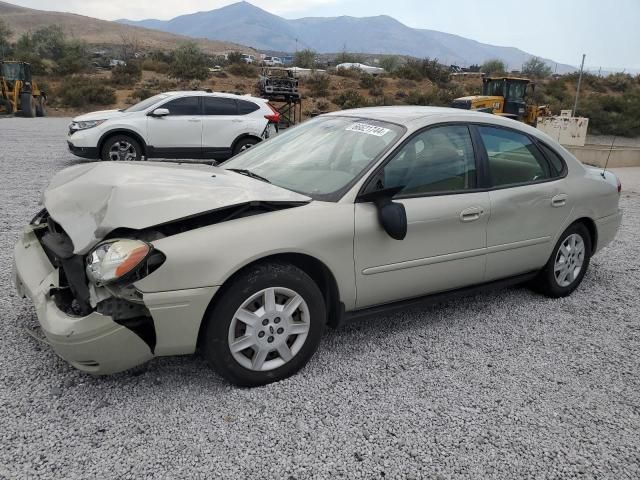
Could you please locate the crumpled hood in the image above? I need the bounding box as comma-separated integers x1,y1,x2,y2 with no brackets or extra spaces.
44,162,311,254
72,109,129,122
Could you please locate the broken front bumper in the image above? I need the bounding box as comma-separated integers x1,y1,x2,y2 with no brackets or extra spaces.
13,225,154,374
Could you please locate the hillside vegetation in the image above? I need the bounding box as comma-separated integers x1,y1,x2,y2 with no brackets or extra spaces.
1,21,638,137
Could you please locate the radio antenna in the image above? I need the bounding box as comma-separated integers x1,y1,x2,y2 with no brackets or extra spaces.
602,135,616,178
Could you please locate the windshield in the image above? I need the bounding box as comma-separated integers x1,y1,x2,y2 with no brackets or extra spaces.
1,63,23,81
223,116,403,199
123,93,171,113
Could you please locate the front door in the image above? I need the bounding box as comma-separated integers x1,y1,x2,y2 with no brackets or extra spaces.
354,124,490,308
147,96,202,156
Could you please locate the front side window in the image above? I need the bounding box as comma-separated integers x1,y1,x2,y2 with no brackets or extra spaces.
161,96,201,116
479,126,552,187
204,97,238,115
223,116,403,199
379,125,477,196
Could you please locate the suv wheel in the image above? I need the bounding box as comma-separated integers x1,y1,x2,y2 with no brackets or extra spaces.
233,137,259,155
202,262,326,387
101,135,143,161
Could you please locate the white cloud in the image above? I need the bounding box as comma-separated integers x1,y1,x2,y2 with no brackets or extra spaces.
10,0,338,20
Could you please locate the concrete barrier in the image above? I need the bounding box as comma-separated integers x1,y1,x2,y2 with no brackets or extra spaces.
566,144,640,168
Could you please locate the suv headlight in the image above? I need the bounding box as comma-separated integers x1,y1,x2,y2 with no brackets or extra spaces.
86,239,151,285
70,119,107,131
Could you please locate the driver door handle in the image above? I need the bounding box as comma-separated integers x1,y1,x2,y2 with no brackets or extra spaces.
460,206,484,222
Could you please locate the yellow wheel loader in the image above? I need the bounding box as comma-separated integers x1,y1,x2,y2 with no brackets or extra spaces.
0,61,47,117
452,76,550,125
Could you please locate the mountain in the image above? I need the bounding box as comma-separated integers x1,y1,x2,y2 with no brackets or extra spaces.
119,1,575,72
0,1,251,55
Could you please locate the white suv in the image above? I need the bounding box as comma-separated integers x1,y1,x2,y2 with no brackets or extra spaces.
67,91,280,162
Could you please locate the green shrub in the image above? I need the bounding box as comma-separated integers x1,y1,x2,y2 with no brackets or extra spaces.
306,73,330,97
332,89,368,109
580,88,640,137
56,77,116,108
111,62,142,86
169,42,209,80
360,74,386,96
227,62,258,77
395,58,450,85
131,88,156,101
141,59,170,74
334,66,361,79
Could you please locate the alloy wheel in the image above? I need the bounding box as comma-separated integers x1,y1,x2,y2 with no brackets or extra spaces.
554,233,586,287
228,287,310,371
108,141,138,161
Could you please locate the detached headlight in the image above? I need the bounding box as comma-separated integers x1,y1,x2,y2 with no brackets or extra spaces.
70,119,107,131
86,239,151,285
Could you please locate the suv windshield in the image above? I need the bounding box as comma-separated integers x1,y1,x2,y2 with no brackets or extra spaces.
223,116,403,200
123,93,171,113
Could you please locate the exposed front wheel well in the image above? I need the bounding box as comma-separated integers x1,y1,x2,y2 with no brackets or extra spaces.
197,253,342,349
99,130,147,157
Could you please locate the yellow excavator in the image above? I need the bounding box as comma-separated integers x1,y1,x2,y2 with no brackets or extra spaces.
0,61,46,117
452,76,550,125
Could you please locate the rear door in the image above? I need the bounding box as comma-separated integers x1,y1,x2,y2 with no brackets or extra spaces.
353,124,490,308
201,97,267,159
146,96,202,156
476,125,571,280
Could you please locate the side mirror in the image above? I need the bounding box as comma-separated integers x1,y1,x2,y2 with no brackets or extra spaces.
358,186,407,240
150,108,169,117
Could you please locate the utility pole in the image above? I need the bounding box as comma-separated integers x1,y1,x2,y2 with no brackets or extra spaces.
573,54,586,116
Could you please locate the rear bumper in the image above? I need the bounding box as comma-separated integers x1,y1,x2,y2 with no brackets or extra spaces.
67,141,99,159
13,225,218,374
595,209,623,253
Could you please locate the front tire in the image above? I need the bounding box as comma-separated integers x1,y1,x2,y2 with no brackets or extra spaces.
20,93,36,118
101,135,143,161
532,223,592,298
202,262,326,387
35,96,47,117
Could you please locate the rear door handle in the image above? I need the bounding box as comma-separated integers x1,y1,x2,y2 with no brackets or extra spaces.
188,118,201,123
460,206,484,222
551,194,568,207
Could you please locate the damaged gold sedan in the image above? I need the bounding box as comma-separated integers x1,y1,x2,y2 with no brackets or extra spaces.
14,108,622,386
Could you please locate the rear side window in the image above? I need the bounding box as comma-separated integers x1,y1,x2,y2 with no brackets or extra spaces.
478,126,552,187
237,100,260,115
203,97,238,115
162,97,200,116
538,142,567,176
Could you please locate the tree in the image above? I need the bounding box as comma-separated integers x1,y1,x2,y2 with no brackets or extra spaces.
31,25,66,60
294,49,317,69
522,56,552,78
480,59,506,75
0,19,12,59
56,38,89,75
169,42,209,80
378,56,399,73
226,51,244,65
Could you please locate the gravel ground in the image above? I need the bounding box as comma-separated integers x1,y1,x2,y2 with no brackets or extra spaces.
1,117,639,479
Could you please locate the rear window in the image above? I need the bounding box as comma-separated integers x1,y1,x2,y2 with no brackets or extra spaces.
538,142,567,176
204,97,237,115
237,100,260,115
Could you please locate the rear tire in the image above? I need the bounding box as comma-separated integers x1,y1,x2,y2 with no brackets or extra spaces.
202,262,326,387
531,223,592,298
35,96,47,117
20,93,36,118
100,134,143,161
232,137,259,156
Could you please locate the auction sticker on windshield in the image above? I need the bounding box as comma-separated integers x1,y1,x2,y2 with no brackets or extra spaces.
346,123,391,136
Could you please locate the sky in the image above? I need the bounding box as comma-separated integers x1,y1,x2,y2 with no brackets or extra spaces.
8,0,640,70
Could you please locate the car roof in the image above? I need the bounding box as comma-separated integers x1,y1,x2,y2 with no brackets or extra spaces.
162,91,267,102
323,105,554,140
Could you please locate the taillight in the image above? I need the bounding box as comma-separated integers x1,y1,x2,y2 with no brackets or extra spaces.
264,103,280,123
